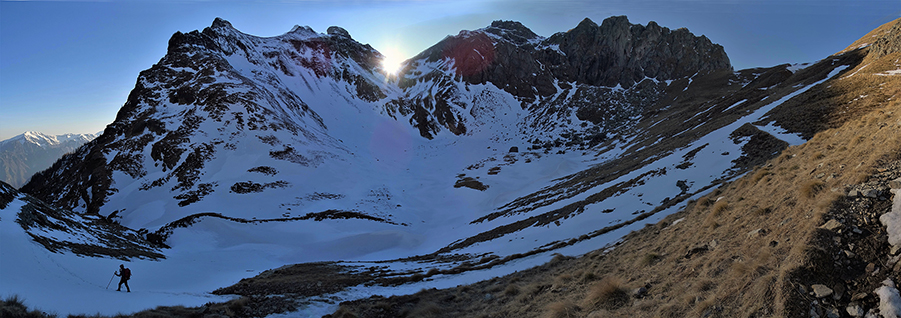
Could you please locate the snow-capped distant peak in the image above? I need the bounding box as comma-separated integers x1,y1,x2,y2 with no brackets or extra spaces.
0,131,97,149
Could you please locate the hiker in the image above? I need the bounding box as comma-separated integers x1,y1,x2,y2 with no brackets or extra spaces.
114,264,131,292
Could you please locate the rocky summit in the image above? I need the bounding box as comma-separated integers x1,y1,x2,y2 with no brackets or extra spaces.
4,15,901,318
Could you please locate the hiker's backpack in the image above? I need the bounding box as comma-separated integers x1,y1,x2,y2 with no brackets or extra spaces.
122,268,131,279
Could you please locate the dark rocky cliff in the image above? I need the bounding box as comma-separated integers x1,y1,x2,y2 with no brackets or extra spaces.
391,16,731,139
401,16,731,100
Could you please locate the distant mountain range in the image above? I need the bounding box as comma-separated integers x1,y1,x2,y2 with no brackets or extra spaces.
0,131,97,187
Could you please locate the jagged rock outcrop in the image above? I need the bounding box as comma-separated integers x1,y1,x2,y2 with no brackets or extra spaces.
392,16,730,139
403,16,730,96
870,19,901,58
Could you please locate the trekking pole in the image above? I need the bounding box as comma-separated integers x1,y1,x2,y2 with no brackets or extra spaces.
106,272,116,289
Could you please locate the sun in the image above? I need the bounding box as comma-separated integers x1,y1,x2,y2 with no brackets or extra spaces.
379,47,406,76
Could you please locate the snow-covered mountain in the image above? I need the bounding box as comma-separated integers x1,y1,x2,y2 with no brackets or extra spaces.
4,15,873,316
0,131,97,187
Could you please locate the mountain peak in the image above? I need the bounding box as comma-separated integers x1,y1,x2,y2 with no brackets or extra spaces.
574,17,599,30
481,20,541,46
599,15,630,29
211,17,234,30
327,26,352,39
488,20,537,37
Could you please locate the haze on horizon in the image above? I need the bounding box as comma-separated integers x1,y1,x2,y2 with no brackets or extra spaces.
0,0,898,140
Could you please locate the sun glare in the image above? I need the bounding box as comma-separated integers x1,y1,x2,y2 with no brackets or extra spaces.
380,47,405,76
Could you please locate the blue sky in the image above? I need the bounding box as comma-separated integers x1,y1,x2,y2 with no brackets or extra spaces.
0,0,898,140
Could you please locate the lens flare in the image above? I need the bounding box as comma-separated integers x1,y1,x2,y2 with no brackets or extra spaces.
379,47,405,75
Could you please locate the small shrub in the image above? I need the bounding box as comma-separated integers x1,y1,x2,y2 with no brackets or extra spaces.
543,301,581,318
584,277,630,310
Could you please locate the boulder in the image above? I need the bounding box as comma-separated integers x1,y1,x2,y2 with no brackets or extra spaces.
631,286,647,298
846,304,864,317
889,177,901,189
811,284,833,298
863,188,881,198
747,228,767,238
820,219,844,231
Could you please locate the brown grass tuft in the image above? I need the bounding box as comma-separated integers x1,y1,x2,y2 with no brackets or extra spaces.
711,200,729,215
703,200,729,228
751,168,772,183
503,284,520,296
638,253,661,267
543,300,581,318
406,301,442,318
583,276,630,310
800,180,825,198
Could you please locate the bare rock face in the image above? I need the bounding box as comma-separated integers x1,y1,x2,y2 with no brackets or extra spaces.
393,16,732,139
326,26,351,39
407,16,731,98
544,17,731,87
870,19,901,58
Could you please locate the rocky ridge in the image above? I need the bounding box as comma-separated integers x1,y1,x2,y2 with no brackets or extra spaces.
393,16,731,139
